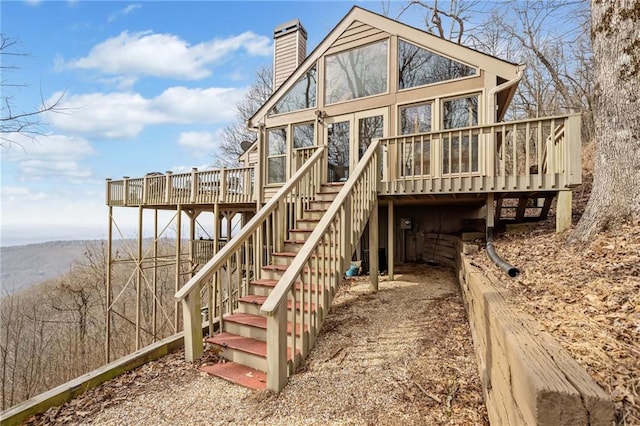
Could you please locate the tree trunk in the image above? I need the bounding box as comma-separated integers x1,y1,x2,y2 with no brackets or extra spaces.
571,0,640,241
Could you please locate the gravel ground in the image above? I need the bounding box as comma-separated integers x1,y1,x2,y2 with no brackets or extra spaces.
30,265,486,425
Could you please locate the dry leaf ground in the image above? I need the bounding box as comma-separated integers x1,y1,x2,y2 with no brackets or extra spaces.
28,265,487,425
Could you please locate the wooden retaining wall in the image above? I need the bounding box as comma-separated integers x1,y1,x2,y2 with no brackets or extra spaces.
455,247,614,425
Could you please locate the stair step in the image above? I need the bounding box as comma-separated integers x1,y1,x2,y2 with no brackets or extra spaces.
207,332,267,358
225,312,308,336
251,278,322,293
200,362,266,390
238,295,316,313
205,332,267,371
296,218,321,230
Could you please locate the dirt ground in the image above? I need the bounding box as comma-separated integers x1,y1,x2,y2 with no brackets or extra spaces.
28,265,487,425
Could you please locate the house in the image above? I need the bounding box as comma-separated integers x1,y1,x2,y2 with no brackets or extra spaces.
105,6,581,392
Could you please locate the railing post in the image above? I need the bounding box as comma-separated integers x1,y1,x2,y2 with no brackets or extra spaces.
219,167,227,203
190,167,198,204
123,176,129,206
566,115,582,187
181,291,203,362
369,198,379,292
142,175,149,205
165,171,173,204
266,301,288,392
105,178,112,205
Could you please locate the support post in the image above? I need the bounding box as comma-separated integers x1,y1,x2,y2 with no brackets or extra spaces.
556,190,572,232
487,193,495,229
153,209,158,342
181,292,203,362
175,205,182,332
105,206,113,363
369,200,379,291
189,211,197,278
266,302,288,392
387,200,394,280
136,206,143,350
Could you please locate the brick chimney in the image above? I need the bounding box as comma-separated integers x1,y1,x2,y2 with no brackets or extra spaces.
273,19,307,92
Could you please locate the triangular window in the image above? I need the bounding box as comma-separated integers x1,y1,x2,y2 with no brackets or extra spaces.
269,64,317,116
398,40,476,89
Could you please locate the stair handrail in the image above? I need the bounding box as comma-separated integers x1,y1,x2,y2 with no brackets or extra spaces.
260,139,380,391
175,146,325,362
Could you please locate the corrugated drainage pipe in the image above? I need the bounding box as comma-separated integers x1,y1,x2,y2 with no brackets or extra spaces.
486,227,520,278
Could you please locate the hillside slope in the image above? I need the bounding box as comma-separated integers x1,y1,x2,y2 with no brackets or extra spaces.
0,240,102,294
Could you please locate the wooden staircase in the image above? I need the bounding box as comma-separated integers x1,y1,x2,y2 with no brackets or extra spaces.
199,184,343,390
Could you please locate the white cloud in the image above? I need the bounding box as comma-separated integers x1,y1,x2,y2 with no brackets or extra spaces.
47,87,246,138
178,131,217,156
107,4,141,23
1,133,95,182
1,186,49,202
66,30,271,81
151,87,244,123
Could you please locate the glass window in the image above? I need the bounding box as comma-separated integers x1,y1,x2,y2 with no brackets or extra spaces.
442,95,479,174
293,122,314,149
325,40,388,104
269,65,317,116
399,103,431,176
358,115,384,159
400,103,432,135
443,96,478,129
327,121,350,182
267,128,286,184
398,40,476,90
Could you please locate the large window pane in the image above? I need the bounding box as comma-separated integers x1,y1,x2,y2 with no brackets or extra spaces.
269,65,317,116
358,115,384,159
442,96,479,174
443,96,478,129
398,40,476,89
267,157,286,183
325,40,388,104
327,121,350,182
400,104,431,176
267,128,286,183
293,122,314,148
400,103,432,134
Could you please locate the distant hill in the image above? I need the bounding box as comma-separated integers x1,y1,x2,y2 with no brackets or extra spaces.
0,240,104,295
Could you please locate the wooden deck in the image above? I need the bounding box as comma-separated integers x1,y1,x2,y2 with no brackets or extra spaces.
106,115,580,208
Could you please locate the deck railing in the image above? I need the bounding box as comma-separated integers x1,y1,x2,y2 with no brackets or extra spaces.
175,147,325,362
106,166,255,206
380,114,581,195
260,139,380,391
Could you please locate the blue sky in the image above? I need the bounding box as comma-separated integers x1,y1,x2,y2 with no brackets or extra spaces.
2,0,414,246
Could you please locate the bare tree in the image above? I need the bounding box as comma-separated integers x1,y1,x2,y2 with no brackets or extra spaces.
214,66,272,167
0,35,65,147
494,1,594,138
396,0,481,45
571,0,640,241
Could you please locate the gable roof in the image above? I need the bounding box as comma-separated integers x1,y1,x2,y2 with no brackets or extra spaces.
249,6,520,128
